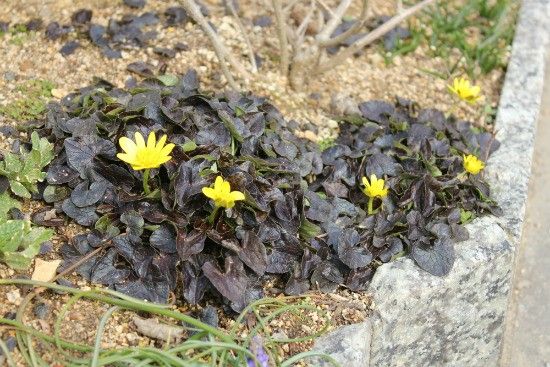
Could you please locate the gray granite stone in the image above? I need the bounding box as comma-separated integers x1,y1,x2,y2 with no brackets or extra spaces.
320,1,550,366
368,217,512,366
485,0,550,243
312,321,372,367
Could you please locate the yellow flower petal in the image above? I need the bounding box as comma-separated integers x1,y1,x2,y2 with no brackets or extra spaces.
229,191,245,201
202,177,245,209
119,137,137,155
116,153,133,163
156,155,172,166
118,131,174,170
214,176,223,191
448,77,482,105
202,187,217,199
147,131,156,149
221,180,230,194
135,132,146,149
156,134,167,150
160,143,175,156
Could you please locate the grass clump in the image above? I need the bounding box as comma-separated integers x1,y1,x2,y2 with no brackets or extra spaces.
0,79,55,121
0,279,339,367
388,0,518,77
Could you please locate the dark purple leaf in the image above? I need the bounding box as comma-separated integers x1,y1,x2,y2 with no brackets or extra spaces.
236,230,267,276
150,224,177,253
62,199,98,226
64,135,116,178
71,9,92,26
115,278,170,303
70,180,107,207
411,237,455,276
60,41,80,56
337,229,373,269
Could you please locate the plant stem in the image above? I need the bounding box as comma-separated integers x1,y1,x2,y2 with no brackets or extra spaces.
368,197,374,215
208,206,220,224
142,169,151,195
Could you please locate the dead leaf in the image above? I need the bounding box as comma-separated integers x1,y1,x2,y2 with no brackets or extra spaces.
31,259,62,282
132,315,186,342
51,88,67,99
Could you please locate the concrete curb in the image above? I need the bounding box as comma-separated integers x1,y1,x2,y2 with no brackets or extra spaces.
313,1,550,365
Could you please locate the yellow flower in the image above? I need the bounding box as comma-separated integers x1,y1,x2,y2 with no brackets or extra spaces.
361,174,389,198
447,77,482,104
463,154,485,175
117,131,175,171
202,176,245,209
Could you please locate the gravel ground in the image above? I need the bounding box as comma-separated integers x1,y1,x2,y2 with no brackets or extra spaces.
0,0,507,364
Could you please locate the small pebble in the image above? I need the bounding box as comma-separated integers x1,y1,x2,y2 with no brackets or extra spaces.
6,289,21,304
123,0,146,8
3,71,15,81
3,311,16,320
253,15,272,28
0,337,17,356
200,306,219,328
39,241,54,255
34,302,50,319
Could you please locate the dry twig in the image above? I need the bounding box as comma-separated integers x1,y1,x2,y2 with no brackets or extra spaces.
178,0,250,88
226,1,258,72
316,0,437,74
272,0,290,75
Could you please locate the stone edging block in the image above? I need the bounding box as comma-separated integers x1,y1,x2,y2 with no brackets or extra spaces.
313,1,550,365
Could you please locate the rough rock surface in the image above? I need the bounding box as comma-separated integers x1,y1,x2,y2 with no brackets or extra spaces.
368,217,512,366
364,1,550,366
312,321,372,367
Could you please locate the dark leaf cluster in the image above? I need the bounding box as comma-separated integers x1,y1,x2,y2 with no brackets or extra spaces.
28,72,499,310
42,6,195,58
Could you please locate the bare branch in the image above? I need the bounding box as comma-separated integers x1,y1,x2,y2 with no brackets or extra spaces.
218,53,240,90
315,0,335,17
227,1,258,72
295,0,317,46
316,0,437,74
396,0,404,13
316,0,353,42
283,0,302,15
317,0,369,47
178,0,250,81
272,0,290,76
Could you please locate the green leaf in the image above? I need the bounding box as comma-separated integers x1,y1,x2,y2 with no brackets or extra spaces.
43,185,70,203
0,220,26,252
299,217,321,241
460,209,474,224
21,226,54,251
0,192,20,222
30,131,54,168
3,152,22,173
21,149,43,181
2,251,34,269
157,74,179,87
218,110,244,142
181,140,197,152
95,215,120,238
10,180,31,198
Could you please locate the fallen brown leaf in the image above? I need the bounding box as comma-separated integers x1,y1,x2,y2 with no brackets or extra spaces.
31,259,62,282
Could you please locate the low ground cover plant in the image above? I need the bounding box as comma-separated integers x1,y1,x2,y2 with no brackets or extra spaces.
3,71,500,310
0,132,54,269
